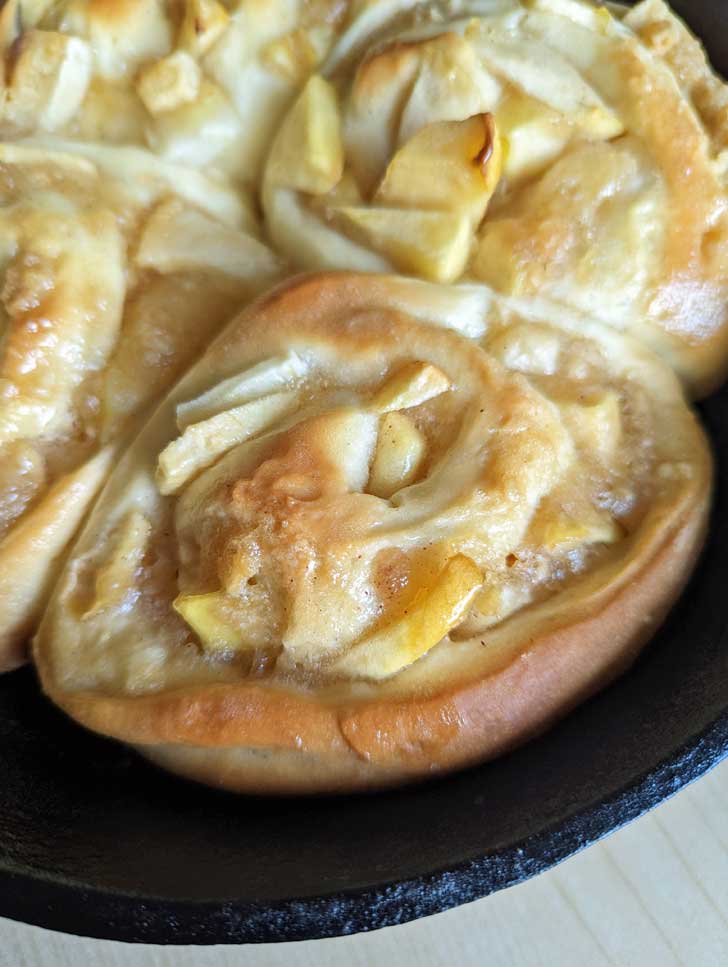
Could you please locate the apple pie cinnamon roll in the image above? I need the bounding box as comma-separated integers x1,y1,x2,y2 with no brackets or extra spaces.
0,139,280,671
34,273,710,792
262,0,728,395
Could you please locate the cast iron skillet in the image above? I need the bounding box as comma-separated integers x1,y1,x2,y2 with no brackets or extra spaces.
2,0,728,945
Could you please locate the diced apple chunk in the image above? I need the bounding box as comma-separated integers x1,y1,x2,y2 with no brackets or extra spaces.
375,114,503,227
3,30,92,131
136,51,201,115
333,206,472,283
176,354,308,428
560,391,622,462
84,511,151,618
174,591,245,654
332,554,483,680
306,409,379,493
156,391,298,495
529,500,621,550
265,74,344,195
367,412,427,499
370,361,451,413
178,0,230,58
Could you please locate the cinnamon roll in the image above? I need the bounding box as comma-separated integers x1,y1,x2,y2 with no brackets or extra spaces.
263,0,728,395
34,272,711,792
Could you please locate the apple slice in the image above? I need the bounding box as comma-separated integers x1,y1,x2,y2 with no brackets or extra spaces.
367,412,427,499
370,361,451,413
136,199,281,283
332,554,483,680
3,30,92,131
397,34,501,146
470,33,623,140
174,591,244,654
176,354,308,428
263,186,390,272
333,205,472,283
156,391,298,495
84,511,151,618
265,74,343,195
528,501,622,550
375,114,503,228
495,90,574,184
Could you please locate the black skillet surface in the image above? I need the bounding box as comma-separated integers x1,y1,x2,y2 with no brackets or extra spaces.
2,0,728,946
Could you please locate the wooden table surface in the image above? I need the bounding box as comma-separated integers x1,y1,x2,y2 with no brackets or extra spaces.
2,756,727,966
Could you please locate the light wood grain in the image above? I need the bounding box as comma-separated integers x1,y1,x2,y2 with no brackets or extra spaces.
2,757,727,967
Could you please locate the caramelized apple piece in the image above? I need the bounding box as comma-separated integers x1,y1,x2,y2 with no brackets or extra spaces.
333,206,472,283
174,591,244,654
136,51,201,114
375,114,503,227
265,74,343,195
370,361,451,413
528,499,622,550
367,412,426,499
332,554,483,679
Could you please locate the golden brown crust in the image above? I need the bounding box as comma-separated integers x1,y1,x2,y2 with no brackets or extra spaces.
625,0,728,155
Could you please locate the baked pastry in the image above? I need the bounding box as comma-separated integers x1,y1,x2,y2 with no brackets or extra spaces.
0,138,280,671
0,0,412,187
262,0,728,396
34,272,711,793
